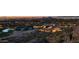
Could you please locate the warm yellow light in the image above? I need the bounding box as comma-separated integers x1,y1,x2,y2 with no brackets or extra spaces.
39,29,44,32
52,27,62,32
52,30,56,32
43,25,46,28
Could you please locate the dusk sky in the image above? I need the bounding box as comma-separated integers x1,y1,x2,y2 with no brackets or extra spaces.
0,16,41,18
0,16,79,19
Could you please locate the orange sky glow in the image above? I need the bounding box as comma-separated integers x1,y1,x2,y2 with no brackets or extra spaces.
0,16,50,20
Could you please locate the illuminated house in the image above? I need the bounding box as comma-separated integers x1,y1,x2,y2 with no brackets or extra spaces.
33,25,46,29
52,27,62,32
39,27,62,33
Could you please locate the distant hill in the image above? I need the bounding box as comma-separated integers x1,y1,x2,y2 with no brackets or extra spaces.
52,16,79,19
